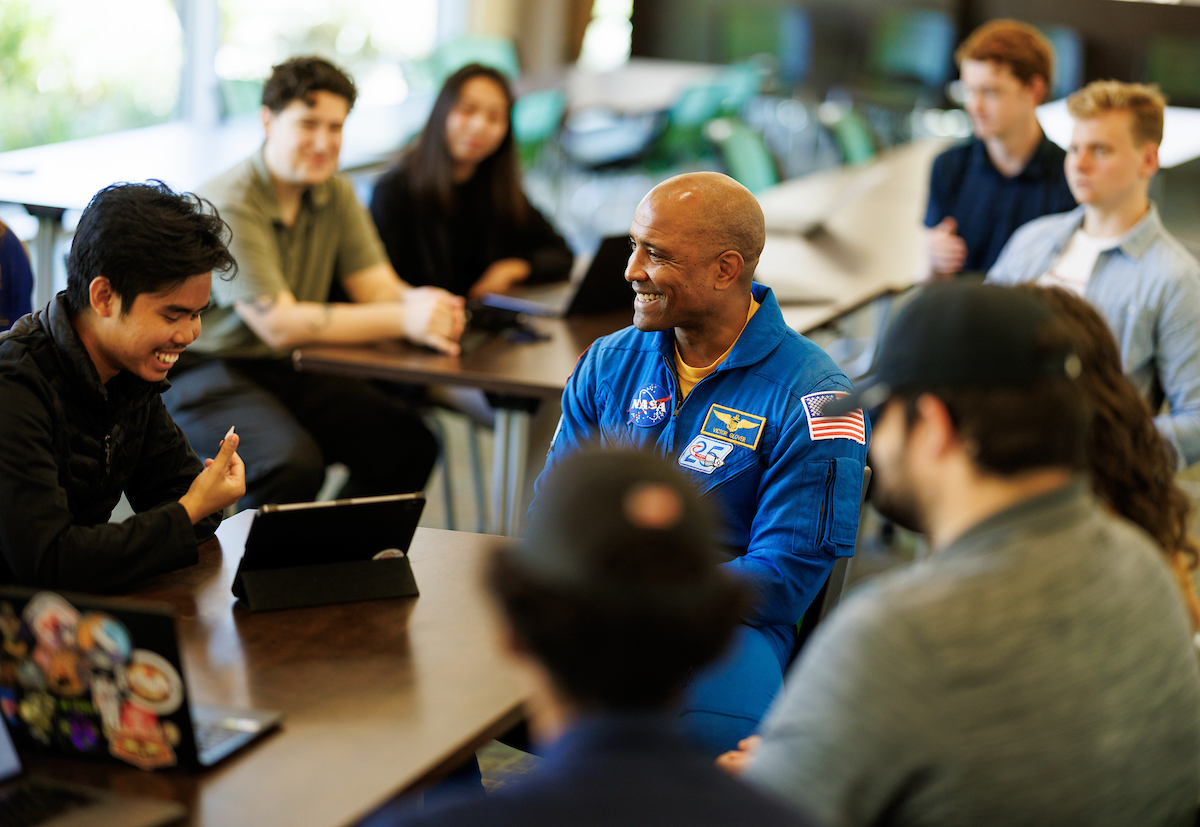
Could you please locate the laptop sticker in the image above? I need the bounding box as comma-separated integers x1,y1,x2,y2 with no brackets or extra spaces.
627,383,671,427
700,404,766,450
0,593,182,770
679,435,735,475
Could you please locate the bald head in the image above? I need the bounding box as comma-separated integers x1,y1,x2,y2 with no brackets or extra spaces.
640,173,766,283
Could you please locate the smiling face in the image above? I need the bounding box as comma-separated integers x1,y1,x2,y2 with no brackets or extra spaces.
625,190,724,333
445,76,510,175
261,90,350,187
1066,110,1158,211
90,273,211,383
960,59,1044,142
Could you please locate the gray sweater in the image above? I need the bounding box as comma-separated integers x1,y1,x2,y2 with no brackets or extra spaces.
745,481,1200,827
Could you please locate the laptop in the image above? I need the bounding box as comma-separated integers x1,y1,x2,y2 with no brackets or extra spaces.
479,235,634,319
0,715,184,826
0,587,281,771
232,493,426,611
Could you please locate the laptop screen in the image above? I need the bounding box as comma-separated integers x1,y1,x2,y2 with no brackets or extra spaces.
0,719,22,783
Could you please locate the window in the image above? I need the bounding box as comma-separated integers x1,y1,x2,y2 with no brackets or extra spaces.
0,0,183,151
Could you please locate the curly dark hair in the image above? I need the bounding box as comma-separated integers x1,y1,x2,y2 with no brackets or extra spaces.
66,181,236,316
262,56,357,113
1021,285,1198,569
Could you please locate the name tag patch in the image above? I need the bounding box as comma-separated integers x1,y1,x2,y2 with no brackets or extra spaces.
700,404,766,450
627,383,671,427
679,435,735,475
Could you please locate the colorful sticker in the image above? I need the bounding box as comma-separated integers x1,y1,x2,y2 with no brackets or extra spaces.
91,676,120,732
678,435,735,476
65,713,100,752
122,650,183,715
78,613,131,672
700,404,767,450
627,383,671,427
801,392,867,445
33,646,89,697
109,729,176,771
23,593,78,651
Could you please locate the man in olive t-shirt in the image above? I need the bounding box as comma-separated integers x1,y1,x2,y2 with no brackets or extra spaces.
165,57,466,508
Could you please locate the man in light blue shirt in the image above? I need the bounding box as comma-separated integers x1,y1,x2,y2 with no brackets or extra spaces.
988,80,1200,467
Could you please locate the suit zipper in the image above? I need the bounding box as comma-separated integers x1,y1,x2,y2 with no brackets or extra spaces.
104,434,112,474
816,462,834,546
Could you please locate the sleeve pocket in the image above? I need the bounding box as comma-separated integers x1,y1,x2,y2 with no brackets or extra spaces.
798,456,863,557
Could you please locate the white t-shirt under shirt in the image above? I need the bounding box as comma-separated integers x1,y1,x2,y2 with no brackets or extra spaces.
1036,227,1126,296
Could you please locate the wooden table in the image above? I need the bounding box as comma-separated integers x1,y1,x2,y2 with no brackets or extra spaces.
295,310,632,537
21,511,524,827
755,137,949,334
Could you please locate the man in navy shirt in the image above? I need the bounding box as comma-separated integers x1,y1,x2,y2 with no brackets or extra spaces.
395,451,816,827
926,20,1075,277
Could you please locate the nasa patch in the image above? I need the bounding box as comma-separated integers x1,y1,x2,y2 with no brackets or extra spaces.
679,435,735,475
627,383,671,427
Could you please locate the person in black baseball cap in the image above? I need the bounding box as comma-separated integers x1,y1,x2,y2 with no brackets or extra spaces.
719,284,1200,826
393,449,820,827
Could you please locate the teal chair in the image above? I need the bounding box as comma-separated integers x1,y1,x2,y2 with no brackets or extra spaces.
431,35,520,83
1144,35,1200,107
826,109,876,166
706,118,779,194
1038,25,1084,101
720,5,812,86
512,88,566,167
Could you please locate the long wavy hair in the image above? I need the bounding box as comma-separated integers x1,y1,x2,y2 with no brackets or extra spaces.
404,63,528,230
1021,285,1198,568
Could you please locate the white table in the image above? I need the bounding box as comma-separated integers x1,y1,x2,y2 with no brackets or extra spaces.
0,99,433,308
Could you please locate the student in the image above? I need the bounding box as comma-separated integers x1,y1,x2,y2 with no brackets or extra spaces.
369,63,572,299
0,218,33,331
397,451,818,827
0,182,245,592
166,57,466,509
988,81,1200,468
533,172,869,754
1023,284,1200,629
720,283,1200,826
925,20,1075,277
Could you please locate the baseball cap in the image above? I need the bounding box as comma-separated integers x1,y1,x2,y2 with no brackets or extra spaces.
514,450,725,606
825,282,1081,417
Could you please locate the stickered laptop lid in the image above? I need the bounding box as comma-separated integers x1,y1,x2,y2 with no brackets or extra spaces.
0,587,205,771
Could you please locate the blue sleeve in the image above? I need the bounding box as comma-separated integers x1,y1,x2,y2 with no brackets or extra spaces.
1152,271,1200,468
0,228,33,330
723,381,870,627
529,344,605,519
924,152,951,228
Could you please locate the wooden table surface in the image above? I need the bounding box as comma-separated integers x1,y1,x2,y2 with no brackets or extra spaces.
21,511,524,827
295,310,631,399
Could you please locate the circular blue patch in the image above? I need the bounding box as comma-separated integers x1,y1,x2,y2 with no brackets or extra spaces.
627,383,671,427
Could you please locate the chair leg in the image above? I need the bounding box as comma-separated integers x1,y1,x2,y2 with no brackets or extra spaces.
468,421,487,534
428,415,456,531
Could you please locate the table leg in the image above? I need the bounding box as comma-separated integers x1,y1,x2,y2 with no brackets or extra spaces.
504,410,531,536
490,409,511,536
26,206,65,311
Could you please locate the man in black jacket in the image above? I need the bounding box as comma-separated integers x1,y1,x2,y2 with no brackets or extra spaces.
0,182,246,592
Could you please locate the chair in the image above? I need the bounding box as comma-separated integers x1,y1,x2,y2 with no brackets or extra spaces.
0,220,33,330
791,465,872,659
431,35,520,84
705,118,779,194
512,88,567,168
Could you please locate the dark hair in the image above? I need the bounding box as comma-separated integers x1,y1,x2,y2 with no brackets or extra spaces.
262,56,357,113
899,317,1088,475
66,182,236,316
486,544,748,710
1020,285,1197,568
404,63,527,229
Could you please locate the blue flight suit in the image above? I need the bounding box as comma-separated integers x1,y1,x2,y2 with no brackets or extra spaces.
533,284,869,752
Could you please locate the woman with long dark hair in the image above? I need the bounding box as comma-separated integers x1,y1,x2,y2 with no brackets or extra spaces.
1023,284,1200,631
370,63,572,299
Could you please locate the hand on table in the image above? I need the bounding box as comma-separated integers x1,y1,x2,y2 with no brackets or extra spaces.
467,258,533,300
715,735,762,776
926,217,967,279
402,286,467,355
180,429,246,524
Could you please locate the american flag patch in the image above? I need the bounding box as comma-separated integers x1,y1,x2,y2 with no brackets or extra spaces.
801,392,866,445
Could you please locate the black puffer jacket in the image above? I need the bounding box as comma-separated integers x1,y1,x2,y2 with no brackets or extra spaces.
0,294,218,592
